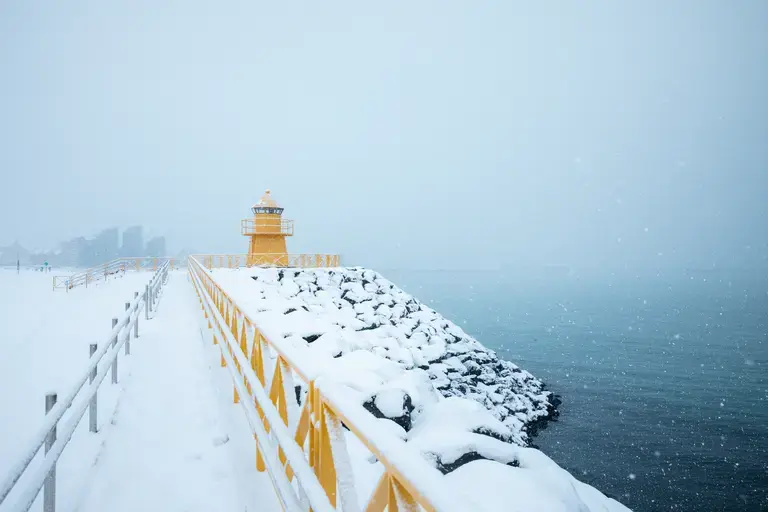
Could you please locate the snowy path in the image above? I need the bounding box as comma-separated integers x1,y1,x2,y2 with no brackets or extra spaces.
74,272,280,512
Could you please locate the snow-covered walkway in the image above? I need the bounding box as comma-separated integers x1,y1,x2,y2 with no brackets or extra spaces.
74,272,279,512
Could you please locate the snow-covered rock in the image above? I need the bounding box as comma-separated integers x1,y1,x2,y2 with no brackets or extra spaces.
245,267,557,444
214,266,630,511
446,458,630,512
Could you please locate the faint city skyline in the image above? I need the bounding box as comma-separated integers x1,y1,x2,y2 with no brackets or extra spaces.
0,226,172,268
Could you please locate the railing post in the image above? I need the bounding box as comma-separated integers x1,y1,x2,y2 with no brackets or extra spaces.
134,292,139,337
111,318,118,384
124,303,131,355
145,285,150,319
44,392,57,512
89,344,98,433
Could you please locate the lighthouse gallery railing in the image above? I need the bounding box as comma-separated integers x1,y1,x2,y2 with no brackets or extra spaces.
188,256,470,512
241,218,295,236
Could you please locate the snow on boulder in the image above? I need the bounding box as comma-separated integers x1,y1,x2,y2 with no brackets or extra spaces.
410,397,518,445
361,368,440,432
365,389,414,431
447,459,632,512
320,349,403,394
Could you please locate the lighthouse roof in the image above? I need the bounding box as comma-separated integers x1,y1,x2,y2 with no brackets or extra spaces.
251,189,284,215
253,189,279,209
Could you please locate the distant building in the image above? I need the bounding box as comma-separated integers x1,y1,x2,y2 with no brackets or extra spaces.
89,228,119,263
76,237,95,267
121,226,144,256
146,236,166,257
57,238,81,267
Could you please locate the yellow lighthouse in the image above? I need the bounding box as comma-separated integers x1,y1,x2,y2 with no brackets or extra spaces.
241,190,294,267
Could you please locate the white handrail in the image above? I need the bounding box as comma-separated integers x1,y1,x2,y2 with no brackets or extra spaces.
0,261,170,511
10,332,132,511
52,257,174,291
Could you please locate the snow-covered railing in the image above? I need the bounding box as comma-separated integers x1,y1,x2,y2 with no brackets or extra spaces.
52,257,175,291
195,253,340,270
0,261,171,512
188,256,470,511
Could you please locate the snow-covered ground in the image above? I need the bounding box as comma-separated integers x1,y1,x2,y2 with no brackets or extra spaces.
212,266,632,511
0,269,152,478
0,269,278,511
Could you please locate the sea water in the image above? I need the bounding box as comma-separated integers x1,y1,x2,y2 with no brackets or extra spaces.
383,269,767,512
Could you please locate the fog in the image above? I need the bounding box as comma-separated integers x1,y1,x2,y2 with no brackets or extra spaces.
1,1,766,272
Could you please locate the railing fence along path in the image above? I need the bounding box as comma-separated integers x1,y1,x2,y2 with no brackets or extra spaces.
0,261,171,512
52,257,175,291
189,257,468,512
194,253,340,270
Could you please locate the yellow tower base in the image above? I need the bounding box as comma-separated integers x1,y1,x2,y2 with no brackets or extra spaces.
247,235,288,266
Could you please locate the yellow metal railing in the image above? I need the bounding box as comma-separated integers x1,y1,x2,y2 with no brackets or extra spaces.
195,253,340,270
52,257,175,291
188,256,464,511
241,218,294,237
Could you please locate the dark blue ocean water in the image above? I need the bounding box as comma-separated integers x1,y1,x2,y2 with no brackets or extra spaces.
383,269,768,512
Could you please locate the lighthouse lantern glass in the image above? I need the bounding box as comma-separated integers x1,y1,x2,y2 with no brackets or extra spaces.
252,206,284,215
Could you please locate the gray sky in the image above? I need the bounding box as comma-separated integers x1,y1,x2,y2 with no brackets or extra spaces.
1,1,766,271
